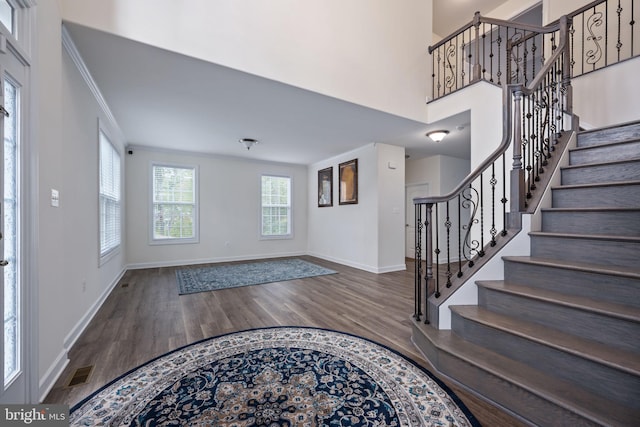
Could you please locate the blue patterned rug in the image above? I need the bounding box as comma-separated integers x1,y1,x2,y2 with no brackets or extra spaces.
70,327,480,426
175,258,337,295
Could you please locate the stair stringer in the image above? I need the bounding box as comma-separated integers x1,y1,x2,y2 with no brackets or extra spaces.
432,131,578,329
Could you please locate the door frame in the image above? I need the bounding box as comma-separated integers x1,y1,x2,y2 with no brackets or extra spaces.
0,0,37,404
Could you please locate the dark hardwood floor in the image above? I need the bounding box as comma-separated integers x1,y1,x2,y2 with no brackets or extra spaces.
45,256,527,426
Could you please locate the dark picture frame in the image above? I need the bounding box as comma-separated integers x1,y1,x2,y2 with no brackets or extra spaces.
317,167,333,207
339,159,358,205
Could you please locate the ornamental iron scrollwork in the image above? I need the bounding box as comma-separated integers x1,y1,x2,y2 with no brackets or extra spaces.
585,11,604,65
444,43,457,91
460,185,481,267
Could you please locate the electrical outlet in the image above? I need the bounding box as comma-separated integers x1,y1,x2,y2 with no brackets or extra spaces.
82,280,86,292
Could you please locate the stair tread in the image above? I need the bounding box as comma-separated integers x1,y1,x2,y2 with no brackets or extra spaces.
502,256,640,278
562,157,640,170
572,138,640,152
476,279,640,323
552,179,640,190
451,304,640,375
419,325,640,425
529,230,640,243
540,207,640,213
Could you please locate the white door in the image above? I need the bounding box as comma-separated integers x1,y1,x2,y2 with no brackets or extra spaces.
405,184,429,259
0,14,30,403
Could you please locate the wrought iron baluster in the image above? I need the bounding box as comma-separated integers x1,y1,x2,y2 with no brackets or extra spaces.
479,173,485,257
457,194,463,278
490,163,497,247
501,153,508,236
461,32,467,87
414,203,423,321
425,203,433,323
632,0,636,56
434,204,440,298
489,24,494,83
617,0,623,61
497,28,503,85
482,22,487,80
445,201,452,288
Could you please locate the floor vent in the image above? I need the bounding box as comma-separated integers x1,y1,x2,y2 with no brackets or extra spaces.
67,365,93,387
121,283,129,288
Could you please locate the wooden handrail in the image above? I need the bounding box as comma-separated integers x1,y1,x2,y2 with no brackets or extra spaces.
416,16,570,208
428,11,562,54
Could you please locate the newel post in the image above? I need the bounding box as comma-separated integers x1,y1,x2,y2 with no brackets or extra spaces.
509,89,525,229
473,11,482,81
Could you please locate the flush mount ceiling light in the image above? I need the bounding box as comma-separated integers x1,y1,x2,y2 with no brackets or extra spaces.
239,138,259,150
426,130,449,142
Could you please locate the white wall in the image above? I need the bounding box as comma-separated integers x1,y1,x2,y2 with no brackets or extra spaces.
126,149,308,268
59,0,433,123
37,2,128,398
308,143,405,273
36,0,66,397
376,144,407,271
573,57,640,129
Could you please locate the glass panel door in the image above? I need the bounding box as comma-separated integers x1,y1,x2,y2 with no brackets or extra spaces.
0,38,27,404
3,77,18,386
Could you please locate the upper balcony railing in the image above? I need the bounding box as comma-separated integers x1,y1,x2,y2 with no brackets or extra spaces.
415,0,638,327
429,0,638,101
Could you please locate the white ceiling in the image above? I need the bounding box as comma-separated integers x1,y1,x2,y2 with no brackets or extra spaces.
63,1,508,165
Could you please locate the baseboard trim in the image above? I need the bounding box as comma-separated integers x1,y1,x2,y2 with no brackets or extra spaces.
40,268,127,401
63,268,127,351
307,252,405,274
38,349,69,403
126,251,307,270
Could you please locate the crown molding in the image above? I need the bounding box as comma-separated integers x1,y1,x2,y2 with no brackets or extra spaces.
61,24,126,144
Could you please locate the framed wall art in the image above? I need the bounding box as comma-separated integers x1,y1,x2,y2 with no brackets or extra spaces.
317,167,333,207
339,158,358,205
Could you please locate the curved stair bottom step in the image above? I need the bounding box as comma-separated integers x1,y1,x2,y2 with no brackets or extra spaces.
411,320,640,427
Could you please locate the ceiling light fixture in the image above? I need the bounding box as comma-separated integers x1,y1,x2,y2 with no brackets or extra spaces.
239,138,259,150
426,130,449,142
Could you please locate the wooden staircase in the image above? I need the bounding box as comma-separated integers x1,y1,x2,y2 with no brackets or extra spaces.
412,121,640,426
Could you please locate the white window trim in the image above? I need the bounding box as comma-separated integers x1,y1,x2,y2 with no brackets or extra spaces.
260,174,293,240
98,123,122,265
0,0,35,61
149,161,199,245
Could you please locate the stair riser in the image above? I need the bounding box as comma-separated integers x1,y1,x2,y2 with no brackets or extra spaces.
452,312,640,409
541,210,640,236
411,325,602,426
477,287,640,353
552,184,640,208
570,140,640,165
561,161,640,185
530,234,639,269
578,124,640,147
503,259,640,308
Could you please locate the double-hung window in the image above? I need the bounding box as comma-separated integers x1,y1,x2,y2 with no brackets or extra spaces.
151,163,198,243
99,130,121,259
261,175,292,238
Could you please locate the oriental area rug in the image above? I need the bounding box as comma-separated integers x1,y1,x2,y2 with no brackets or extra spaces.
176,258,337,295
70,327,480,426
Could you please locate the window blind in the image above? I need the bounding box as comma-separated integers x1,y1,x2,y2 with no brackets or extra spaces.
99,131,121,256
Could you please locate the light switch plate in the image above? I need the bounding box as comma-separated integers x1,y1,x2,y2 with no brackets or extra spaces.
51,189,59,207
